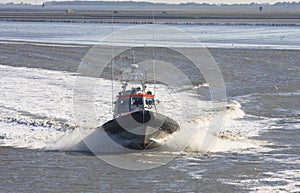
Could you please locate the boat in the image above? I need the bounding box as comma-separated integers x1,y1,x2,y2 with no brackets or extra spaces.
101,63,180,150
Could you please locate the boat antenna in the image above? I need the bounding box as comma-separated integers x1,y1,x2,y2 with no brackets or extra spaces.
152,10,156,96
111,5,115,112
132,49,135,64
120,56,123,83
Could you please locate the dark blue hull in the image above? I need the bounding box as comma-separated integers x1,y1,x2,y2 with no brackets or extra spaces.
102,110,180,150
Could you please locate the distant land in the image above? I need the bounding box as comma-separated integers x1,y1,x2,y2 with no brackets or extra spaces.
0,0,300,24
1,1,300,6
45,0,300,6
0,1,300,12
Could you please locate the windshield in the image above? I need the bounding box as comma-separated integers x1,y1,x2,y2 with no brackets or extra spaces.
131,97,143,108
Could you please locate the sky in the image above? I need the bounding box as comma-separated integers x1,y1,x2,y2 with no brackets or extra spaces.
0,0,292,5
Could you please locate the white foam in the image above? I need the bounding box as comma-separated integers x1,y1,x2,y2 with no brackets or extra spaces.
0,65,270,153
0,121,63,149
162,108,265,153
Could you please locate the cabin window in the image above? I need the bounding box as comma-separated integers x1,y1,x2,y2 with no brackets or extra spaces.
131,97,143,108
116,99,129,113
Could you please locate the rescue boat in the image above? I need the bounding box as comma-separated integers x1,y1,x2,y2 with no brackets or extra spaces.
102,64,180,150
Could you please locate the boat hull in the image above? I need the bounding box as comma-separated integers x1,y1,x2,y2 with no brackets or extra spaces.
102,110,179,150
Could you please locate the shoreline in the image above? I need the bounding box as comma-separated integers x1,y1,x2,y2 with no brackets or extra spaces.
1,9,300,25
2,39,300,51
1,19,300,26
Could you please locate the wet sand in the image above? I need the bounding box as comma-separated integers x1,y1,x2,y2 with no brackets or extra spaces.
1,40,298,73
0,41,88,72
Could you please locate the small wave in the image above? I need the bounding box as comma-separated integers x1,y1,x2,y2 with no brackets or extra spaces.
0,115,79,149
0,116,77,131
276,117,300,124
222,169,300,192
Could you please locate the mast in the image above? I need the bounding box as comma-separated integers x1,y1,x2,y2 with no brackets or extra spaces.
111,10,115,112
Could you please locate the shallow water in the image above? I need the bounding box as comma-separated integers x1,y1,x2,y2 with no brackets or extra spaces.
0,21,300,49
0,21,299,192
